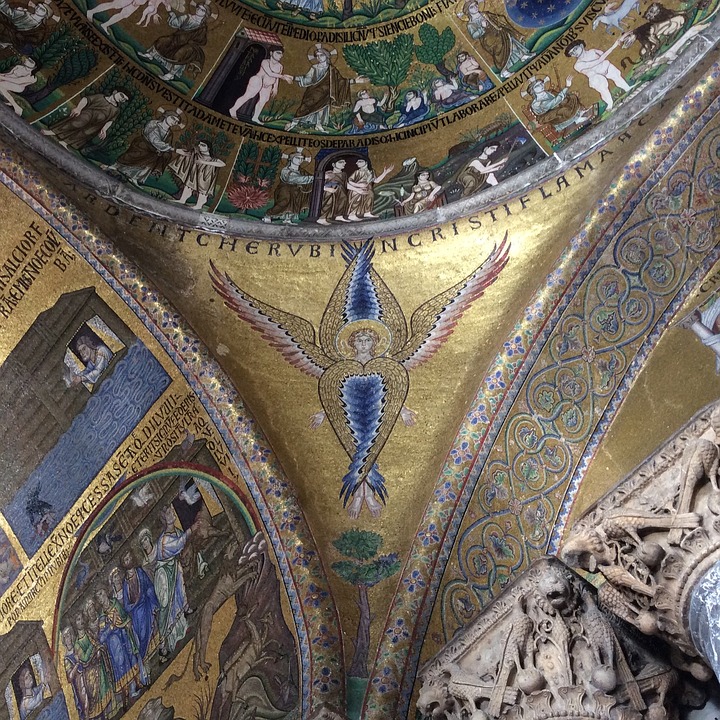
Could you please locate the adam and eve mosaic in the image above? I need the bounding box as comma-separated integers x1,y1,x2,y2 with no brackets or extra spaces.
0,0,713,224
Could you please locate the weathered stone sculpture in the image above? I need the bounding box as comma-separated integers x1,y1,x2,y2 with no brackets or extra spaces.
417,557,680,720
561,400,720,680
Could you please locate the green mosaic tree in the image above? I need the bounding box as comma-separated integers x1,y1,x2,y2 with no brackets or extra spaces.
332,529,400,677
25,25,97,104
414,24,456,78
343,35,414,109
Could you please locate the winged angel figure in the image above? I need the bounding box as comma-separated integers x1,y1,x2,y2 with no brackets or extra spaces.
210,238,509,519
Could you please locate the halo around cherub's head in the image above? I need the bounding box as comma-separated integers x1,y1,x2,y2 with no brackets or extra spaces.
336,319,392,360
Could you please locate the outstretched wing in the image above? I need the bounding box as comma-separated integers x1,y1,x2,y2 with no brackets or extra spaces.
210,261,332,378
394,234,510,369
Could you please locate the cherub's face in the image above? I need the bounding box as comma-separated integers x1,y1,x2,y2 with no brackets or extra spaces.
353,333,375,355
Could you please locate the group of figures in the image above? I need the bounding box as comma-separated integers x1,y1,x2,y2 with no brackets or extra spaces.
57,471,299,720
221,41,498,133
60,499,205,719
0,0,711,226
260,135,522,224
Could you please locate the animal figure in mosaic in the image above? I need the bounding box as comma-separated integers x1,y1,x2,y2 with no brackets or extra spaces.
592,0,640,32
210,238,509,518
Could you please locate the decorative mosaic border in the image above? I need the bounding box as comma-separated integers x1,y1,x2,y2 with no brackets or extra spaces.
364,64,720,719
0,159,346,716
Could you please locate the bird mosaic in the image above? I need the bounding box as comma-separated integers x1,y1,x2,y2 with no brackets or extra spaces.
210,237,510,519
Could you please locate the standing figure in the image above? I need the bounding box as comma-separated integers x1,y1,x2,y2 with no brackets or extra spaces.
72,614,113,720
0,55,36,115
41,90,129,150
154,506,193,659
108,108,183,186
169,140,225,210
346,158,393,221
139,528,157,579
96,587,147,705
263,148,313,224
228,47,292,122
62,626,90,720
457,143,509,196
87,0,166,33
317,157,348,225
122,550,159,663
139,2,214,82
462,1,533,79
285,44,365,132
564,38,631,111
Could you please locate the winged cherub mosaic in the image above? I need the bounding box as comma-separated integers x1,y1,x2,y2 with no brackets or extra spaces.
210,238,509,519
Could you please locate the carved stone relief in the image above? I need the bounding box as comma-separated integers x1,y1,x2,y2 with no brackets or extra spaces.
561,400,720,678
417,557,681,720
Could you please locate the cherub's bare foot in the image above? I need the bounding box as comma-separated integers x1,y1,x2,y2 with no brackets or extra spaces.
365,491,383,518
347,493,362,519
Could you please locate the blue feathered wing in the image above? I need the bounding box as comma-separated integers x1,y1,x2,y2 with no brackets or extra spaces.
319,357,409,506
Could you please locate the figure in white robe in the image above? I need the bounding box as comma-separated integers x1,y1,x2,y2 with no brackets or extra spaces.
154,506,192,658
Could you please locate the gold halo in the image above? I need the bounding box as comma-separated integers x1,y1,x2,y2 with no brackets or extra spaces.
336,320,392,360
